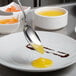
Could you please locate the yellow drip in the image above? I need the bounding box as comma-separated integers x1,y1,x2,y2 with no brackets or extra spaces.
32,57,53,68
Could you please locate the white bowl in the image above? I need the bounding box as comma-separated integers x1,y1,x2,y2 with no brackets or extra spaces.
0,15,20,34
33,7,68,30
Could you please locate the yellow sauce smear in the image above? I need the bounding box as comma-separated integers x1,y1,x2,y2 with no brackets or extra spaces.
32,57,53,68
37,10,65,16
31,44,45,54
0,17,18,24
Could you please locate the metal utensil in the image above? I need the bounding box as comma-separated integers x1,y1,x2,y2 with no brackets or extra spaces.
17,0,44,54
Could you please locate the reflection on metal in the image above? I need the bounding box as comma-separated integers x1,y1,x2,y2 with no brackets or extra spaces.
33,0,41,7
33,0,72,7
33,0,37,7
39,0,41,6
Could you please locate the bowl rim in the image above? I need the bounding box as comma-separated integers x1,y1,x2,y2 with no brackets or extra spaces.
0,15,20,26
0,21,20,26
34,7,68,18
0,22,20,26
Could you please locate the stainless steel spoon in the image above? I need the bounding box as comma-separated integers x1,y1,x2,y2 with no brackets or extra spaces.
17,0,45,54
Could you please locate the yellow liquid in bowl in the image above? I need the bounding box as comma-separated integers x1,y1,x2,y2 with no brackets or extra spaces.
37,10,65,16
32,57,53,68
0,17,18,24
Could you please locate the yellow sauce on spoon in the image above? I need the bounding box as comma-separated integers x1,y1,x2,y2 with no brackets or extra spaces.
31,44,45,54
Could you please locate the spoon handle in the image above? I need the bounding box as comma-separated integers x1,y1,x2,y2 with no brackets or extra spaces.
17,0,26,22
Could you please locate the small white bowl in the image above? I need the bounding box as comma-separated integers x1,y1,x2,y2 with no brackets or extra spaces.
0,15,20,34
33,7,68,30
